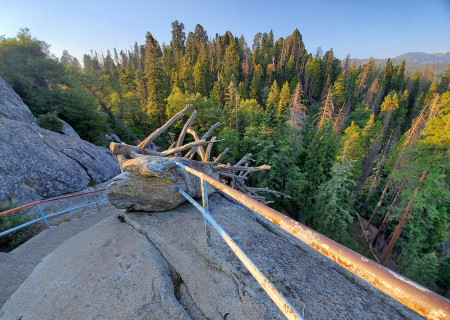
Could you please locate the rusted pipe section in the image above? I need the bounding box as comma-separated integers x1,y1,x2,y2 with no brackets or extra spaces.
176,162,450,320
0,189,106,217
178,187,303,320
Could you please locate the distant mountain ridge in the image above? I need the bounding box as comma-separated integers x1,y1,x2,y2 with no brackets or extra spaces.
351,51,450,76
393,51,450,64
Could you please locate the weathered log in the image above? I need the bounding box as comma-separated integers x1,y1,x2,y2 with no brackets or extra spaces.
161,139,222,157
205,136,216,162
168,141,177,150
239,163,248,177
235,179,254,194
184,147,196,159
214,164,271,172
214,147,230,164
201,122,221,140
138,104,193,151
236,153,254,166
175,110,197,157
218,171,248,179
247,195,267,201
129,151,149,159
110,142,161,157
247,187,291,198
186,123,221,162
187,128,207,161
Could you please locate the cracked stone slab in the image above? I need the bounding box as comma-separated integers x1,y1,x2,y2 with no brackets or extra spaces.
0,215,191,320
124,193,425,320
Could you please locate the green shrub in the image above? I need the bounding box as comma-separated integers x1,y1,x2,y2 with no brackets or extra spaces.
37,112,63,132
0,204,40,252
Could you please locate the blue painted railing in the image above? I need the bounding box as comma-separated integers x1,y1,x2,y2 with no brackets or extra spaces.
0,189,107,238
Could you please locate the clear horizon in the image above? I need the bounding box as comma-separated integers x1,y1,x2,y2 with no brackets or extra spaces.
1,0,449,63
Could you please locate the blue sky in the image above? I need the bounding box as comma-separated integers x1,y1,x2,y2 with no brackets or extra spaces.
1,0,449,62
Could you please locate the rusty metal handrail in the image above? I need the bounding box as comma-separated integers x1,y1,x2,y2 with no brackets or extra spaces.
176,162,450,320
0,189,106,217
0,189,107,238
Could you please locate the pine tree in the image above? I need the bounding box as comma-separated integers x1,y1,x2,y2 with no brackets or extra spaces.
424,82,437,105
393,60,406,91
313,159,354,240
170,20,186,53
300,121,337,222
405,253,439,287
238,82,248,100
332,73,345,108
365,78,380,107
144,32,166,126
381,94,448,265
288,82,307,131
249,75,261,103
380,93,399,112
437,256,450,296
438,67,450,94
278,81,291,123
193,54,210,96
213,74,225,106
317,88,334,129
311,57,322,99
225,81,238,130
338,122,365,182
264,80,280,128
289,77,299,94
361,113,379,150
224,42,240,83
286,55,296,82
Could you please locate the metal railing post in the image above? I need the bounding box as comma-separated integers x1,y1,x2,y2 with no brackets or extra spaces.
93,193,101,211
36,204,50,229
201,179,212,246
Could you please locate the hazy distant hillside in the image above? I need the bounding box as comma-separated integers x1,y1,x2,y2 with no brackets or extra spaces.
352,57,450,76
394,51,450,64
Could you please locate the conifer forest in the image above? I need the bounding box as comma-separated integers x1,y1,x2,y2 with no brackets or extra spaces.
1,24,450,296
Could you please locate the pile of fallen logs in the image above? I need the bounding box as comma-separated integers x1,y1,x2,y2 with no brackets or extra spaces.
110,104,288,205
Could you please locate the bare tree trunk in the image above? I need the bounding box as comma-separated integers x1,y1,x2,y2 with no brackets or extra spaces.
366,99,433,229
372,180,405,247
380,171,428,265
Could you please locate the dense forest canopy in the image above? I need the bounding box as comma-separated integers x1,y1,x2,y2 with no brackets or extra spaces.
1,25,450,296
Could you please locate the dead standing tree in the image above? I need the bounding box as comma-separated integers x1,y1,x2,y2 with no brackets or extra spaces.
110,104,288,204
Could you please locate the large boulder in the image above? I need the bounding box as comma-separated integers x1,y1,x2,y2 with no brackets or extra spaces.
0,76,119,208
107,157,218,211
0,118,119,207
0,76,37,125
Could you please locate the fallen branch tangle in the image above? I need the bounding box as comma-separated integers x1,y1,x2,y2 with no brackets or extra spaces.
110,104,281,203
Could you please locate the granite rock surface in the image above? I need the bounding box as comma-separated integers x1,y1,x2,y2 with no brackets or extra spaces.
0,75,119,208
0,194,424,319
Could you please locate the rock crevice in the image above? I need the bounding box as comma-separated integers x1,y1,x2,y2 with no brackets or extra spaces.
125,215,207,319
